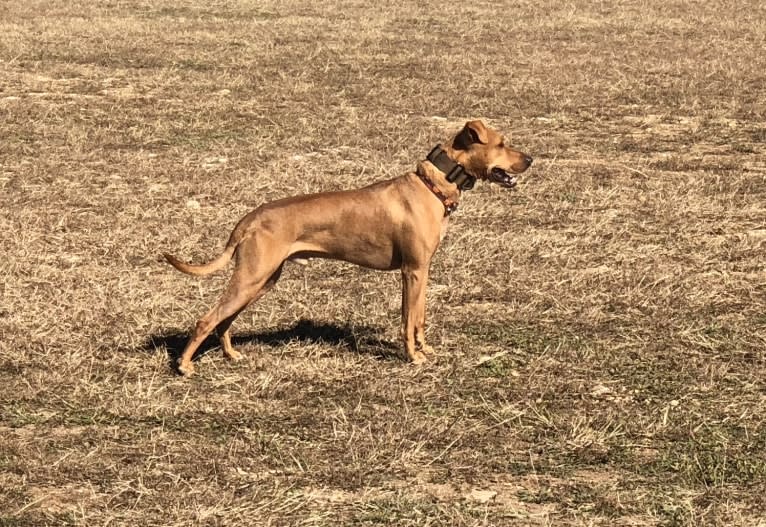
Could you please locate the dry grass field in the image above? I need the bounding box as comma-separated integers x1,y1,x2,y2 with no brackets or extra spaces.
1,0,765,525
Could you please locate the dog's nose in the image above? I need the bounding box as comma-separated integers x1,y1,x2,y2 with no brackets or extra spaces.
524,155,533,166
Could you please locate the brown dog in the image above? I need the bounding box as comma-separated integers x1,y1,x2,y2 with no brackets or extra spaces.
165,120,532,375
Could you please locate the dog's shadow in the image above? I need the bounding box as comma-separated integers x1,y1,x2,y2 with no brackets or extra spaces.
144,318,400,364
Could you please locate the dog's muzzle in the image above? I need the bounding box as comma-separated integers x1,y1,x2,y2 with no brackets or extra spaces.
489,156,533,188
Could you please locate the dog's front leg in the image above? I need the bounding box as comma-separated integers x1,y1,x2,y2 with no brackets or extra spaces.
401,266,430,364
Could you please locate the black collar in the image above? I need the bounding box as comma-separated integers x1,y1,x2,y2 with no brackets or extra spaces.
426,145,476,191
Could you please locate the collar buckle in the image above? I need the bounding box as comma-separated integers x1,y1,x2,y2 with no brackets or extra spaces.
446,167,476,191
446,165,463,182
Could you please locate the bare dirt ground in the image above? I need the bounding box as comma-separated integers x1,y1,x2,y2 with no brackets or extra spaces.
1,1,765,525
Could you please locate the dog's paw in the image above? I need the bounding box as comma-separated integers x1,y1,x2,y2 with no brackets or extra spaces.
177,360,195,377
421,344,436,356
224,348,244,362
410,350,428,365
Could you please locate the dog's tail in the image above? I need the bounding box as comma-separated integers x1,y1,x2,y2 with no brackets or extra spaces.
164,234,238,277
164,245,235,276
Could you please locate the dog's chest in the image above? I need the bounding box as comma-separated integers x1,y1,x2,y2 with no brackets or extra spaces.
440,217,450,242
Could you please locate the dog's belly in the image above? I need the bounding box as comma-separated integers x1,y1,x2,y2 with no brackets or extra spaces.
289,230,401,271
289,249,401,271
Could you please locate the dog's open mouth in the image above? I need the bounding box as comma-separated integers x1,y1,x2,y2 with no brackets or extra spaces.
489,167,518,188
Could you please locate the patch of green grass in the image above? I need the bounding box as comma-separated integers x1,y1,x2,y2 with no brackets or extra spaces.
558,482,623,517
463,322,589,355
351,497,486,526
730,142,756,154
560,191,579,203
653,500,696,527
173,58,214,72
0,515,76,527
565,442,628,467
476,353,516,378
643,424,766,488
1,402,53,428
516,486,556,505
149,5,281,20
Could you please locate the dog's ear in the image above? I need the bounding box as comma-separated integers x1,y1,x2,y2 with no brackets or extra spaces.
452,120,489,150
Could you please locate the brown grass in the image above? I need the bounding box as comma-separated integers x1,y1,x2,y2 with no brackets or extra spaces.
1,1,765,525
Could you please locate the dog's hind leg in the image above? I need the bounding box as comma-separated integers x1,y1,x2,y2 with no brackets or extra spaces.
216,263,284,362
177,236,287,376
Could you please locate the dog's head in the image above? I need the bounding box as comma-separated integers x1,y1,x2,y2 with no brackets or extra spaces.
450,120,532,189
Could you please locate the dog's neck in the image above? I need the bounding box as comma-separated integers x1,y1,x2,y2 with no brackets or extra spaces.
416,145,475,216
